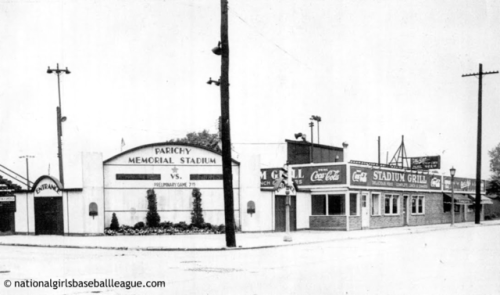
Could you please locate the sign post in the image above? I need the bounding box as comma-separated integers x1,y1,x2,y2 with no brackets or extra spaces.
284,163,292,242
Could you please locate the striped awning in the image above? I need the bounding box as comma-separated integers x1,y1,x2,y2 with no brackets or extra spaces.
468,194,493,205
443,193,472,205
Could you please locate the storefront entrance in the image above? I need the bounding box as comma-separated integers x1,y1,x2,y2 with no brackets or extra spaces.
34,197,64,235
275,195,296,232
0,196,16,234
361,193,370,228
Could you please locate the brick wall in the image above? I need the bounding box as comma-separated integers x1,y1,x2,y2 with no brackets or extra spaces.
349,216,362,230
310,216,346,230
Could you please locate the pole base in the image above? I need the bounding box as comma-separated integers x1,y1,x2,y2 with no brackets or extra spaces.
284,235,292,242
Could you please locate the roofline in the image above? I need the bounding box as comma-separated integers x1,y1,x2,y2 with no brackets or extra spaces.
285,139,343,151
103,142,240,165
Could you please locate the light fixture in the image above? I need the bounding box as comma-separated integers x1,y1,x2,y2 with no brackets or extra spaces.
342,142,349,148
212,41,222,55
60,116,67,122
450,167,456,177
310,115,321,122
294,133,306,141
207,77,221,86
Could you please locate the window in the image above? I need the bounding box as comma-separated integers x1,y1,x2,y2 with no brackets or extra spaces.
328,194,345,215
311,195,326,215
443,194,451,212
349,193,358,216
411,196,425,214
372,193,381,215
384,194,400,215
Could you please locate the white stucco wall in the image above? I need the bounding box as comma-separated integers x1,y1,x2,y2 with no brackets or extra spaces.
103,144,240,228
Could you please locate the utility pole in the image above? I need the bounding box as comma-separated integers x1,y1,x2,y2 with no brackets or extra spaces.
378,136,381,166
19,156,34,190
462,64,498,224
219,0,236,247
47,64,70,187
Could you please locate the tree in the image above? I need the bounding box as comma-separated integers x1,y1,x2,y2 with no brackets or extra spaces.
110,213,120,230
487,143,500,196
146,189,160,227
168,130,221,153
191,188,204,227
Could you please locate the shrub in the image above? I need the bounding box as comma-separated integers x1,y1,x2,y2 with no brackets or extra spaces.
174,222,188,230
202,223,212,230
110,213,120,230
134,221,145,230
159,221,173,228
146,189,161,227
218,224,226,233
191,188,204,227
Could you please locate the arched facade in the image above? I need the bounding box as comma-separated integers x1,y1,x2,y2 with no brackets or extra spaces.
103,143,241,228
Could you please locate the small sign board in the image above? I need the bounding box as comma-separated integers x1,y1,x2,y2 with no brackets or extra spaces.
410,156,440,170
0,196,16,212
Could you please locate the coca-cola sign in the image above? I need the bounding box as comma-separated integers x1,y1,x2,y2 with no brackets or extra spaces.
292,165,346,186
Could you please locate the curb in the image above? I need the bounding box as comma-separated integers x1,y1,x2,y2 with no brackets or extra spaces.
0,222,499,252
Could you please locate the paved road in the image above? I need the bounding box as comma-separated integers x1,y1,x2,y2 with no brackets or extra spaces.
0,225,499,294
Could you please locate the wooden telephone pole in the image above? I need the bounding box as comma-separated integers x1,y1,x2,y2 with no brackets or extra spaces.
220,0,236,247
462,64,498,224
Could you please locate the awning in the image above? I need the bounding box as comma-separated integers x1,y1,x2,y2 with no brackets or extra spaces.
468,194,493,205
443,193,472,205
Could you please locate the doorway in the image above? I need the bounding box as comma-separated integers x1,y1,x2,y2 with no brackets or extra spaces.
275,195,296,232
361,193,370,228
34,197,64,235
403,196,409,226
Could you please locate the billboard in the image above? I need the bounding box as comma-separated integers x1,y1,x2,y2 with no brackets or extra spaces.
350,166,442,190
410,156,440,170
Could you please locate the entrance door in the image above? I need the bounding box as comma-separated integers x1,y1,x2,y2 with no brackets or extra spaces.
35,197,64,235
275,195,296,232
0,211,14,233
361,193,370,228
403,196,409,226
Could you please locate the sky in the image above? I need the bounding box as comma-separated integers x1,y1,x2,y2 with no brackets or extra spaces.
1,0,500,187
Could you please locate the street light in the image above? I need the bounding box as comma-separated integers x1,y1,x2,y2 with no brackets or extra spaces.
309,121,314,163
47,64,70,187
294,133,307,142
450,166,456,226
19,155,34,190
283,161,292,242
310,115,321,144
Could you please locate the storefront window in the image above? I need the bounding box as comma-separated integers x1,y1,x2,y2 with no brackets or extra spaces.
349,193,358,215
328,194,345,215
385,194,400,215
311,195,326,215
372,193,381,215
411,196,425,214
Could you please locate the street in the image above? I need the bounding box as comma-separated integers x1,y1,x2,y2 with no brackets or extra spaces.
0,225,499,295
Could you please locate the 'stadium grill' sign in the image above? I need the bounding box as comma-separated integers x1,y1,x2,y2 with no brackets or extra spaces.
351,166,442,190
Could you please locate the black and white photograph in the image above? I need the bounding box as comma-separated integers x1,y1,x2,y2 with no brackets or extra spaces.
1,1,500,294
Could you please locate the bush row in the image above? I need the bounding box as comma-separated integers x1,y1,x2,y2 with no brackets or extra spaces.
105,221,226,236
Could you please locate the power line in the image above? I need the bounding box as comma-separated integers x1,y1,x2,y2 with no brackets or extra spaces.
229,8,311,70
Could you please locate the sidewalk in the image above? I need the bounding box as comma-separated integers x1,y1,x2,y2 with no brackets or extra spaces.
1,220,499,251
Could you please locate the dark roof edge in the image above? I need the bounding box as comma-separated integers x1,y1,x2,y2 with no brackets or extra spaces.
285,139,343,151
